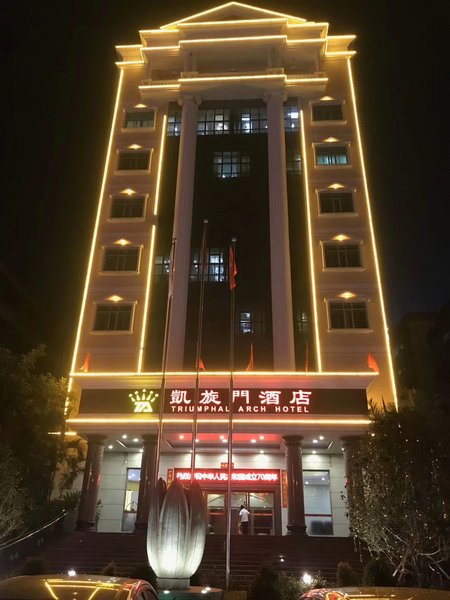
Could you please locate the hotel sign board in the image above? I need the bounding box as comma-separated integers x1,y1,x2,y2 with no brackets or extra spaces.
79,388,368,415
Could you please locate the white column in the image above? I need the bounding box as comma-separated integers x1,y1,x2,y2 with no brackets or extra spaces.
266,91,296,370
166,95,199,370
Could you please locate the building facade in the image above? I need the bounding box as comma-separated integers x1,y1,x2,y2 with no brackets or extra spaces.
67,2,396,536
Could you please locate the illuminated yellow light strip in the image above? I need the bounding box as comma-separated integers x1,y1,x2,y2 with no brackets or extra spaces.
45,582,58,600
142,45,180,51
68,417,370,425
347,58,397,409
180,34,287,44
115,60,145,66
69,69,124,376
116,44,142,49
137,115,168,373
48,431,77,436
178,17,286,27
328,34,356,40
160,2,306,30
138,75,327,90
288,22,329,28
300,110,322,371
286,38,326,44
139,83,181,89
69,370,378,377
325,51,356,57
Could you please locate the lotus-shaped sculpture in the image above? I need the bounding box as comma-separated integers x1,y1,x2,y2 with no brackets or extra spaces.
147,477,207,590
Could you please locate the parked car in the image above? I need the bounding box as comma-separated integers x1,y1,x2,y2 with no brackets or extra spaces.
300,588,450,600
0,574,158,600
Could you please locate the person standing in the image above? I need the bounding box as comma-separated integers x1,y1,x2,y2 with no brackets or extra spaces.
239,504,250,535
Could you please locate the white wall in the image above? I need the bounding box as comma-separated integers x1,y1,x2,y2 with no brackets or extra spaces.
95,451,349,536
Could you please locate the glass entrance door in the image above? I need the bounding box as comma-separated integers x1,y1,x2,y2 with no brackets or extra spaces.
208,491,275,535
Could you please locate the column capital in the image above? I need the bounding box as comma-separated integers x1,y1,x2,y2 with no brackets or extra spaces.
283,435,304,447
86,434,107,446
263,90,288,104
177,93,202,107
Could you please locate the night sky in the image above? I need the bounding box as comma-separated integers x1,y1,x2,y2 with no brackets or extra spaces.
1,0,448,373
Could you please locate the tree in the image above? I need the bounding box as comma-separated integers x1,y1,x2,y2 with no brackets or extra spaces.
0,442,30,543
345,405,450,588
0,346,67,503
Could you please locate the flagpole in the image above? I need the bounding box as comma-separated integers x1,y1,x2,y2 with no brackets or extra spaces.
225,237,237,592
191,219,208,480
154,238,176,488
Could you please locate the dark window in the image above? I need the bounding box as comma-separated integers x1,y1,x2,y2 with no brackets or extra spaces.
197,108,231,135
93,304,133,331
284,102,300,132
124,110,155,129
236,107,267,134
110,196,145,219
190,248,226,282
329,302,369,329
167,107,182,136
324,244,361,268
154,255,170,277
316,145,349,166
312,103,344,121
102,247,140,272
286,151,302,174
117,151,150,171
296,311,309,333
319,191,354,213
240,311,253,334
213,152,250,178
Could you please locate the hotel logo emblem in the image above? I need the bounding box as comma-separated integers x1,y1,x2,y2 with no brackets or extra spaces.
129,389,159,413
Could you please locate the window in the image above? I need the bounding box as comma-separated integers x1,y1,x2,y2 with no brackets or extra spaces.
197,108,231,135
124,110,155,129
323,244,361,268
236,107,267,134
329,302,369,329
296,311,309,333
240,312,253,334
190,248,226,282
93,304,133,331
319,191,354,213
102,247,140,272
286,151,301,174
284,103,300,132
312,103,344,122
167,106,182,136
315,145,349,166
110,196,145,219
154,255,171,276
117,151,150,171
213,152,250,178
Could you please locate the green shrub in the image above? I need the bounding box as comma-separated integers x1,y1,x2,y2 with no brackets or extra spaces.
129,563,157,588
336,561,359,586
22,556,49,575
362,557,394,586
248,565,282,600
101,561,118,576
56,490,82,512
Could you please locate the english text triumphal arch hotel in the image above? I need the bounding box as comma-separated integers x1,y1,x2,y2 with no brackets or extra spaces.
68,2,397,536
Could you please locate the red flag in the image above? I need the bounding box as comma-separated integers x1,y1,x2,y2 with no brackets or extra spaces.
229,246,237,290
245,343,254,371
80,352,91,373
304,341,309,372
196,357,206,371
367,351,379,372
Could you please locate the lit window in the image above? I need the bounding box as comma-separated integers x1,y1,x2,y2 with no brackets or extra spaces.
284,102,300,132
124,110,155,129
240,312,253,334
286,151,301,174
296,311,309,333
117,150,150,171
213,152,250,178
190,248,226,282
236,107,267,134
312,103,344,121
197,108,231,135
315,145,349,166
110,196,145,219
167,106,182,136
154,255,171,277
329,302,369,329
93,304,133,331
319,191,354,213
323,244,361,268
102,247,140,272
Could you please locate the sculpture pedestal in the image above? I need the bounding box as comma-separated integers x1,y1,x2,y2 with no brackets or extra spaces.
157,587,222,599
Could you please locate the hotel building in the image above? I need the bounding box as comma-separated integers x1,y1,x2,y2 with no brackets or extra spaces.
67,2,397,537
